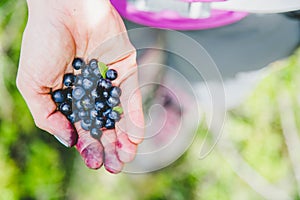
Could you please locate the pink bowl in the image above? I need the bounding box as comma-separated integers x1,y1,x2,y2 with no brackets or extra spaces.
110,0,248,30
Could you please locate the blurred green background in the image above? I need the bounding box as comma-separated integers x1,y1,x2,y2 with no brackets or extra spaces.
1,1,300,199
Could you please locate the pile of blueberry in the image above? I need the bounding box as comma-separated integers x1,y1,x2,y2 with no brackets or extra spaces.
51,58,122,140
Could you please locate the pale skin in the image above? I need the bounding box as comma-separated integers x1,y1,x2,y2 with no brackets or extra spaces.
17,0,144,173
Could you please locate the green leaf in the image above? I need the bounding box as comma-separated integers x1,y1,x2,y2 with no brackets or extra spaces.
98,62,108,78
113,106,123,114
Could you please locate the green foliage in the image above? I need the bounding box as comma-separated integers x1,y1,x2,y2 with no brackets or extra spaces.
113,106,123,114
20,141,65,199
99,62,109,78
0,1,74,199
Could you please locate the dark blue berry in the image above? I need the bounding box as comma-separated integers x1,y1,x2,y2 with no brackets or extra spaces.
94,117,105,128
107,96,120,108
52,90,65,103
72,86,85,100
95,100,106,111
55,58,123,128
105,118,115,129
90,128,102,140
108,110,120,122
63,73,76,87
89,59,98,70
67,112,79,123
82,67,91,78
102,108,112,117
110,87,122,98
72,58,84,70
81,96,94,110
92,68,102,78
74,100,83,110
75,75,83,86
59,102,72,116
106,69,118,81
65,88,73,101
90,109,98,120
81,119,92,131
91,88,99,99
82,78,94,91
78,110,89,120
103,91,109,99
98,78,112,90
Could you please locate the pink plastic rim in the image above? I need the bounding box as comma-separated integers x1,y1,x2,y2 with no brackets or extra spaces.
110,0,248,30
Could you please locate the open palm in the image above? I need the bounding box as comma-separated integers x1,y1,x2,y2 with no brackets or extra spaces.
17,0,144,173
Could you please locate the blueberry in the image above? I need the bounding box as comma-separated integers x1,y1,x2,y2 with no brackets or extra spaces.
55,58,123,128
72,86,85,100
67,112,79,123
102,108,112,117
95,100,106,111
98,78,112,90
103,91,109,99
82,67,91,78
78,110,89,120
90,109,98,120
91,88,99,99
75,75,83,86
82,78,94,91
106,69,118,81
89,59,98,70
108,110,120,122
81,96,94,110
64,88,73,101
110,87,122,98
74,100,83,110
72,58,85,70
90,128,103,140
81,119,92,131
52,90,65,103
94,117,105,128
63,73,76,87
92,68,102,78
59,102,72,116
107,96,120,107
105,118,115,129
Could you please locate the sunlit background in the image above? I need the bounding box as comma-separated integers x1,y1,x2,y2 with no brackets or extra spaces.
1,1,300,199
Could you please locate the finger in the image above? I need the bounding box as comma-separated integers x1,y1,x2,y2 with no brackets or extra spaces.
74,122,104,169
120,71,145,144
101,129,124,174
115,118,138,163
16,79,77,147
93,51,144,144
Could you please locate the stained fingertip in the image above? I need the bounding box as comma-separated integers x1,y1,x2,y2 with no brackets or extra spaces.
81,143,104,169
116,133,137,163
101,130,124,173
104,152,124,174
75,125,104,170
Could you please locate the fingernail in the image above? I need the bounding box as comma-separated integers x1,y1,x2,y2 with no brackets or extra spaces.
54,135,70,147
104,162,123,174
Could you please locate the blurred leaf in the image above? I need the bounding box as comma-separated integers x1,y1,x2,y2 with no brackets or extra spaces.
98,62,108,78
113,106,123,114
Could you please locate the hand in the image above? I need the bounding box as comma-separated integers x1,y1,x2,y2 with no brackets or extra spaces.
17,0,144,173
